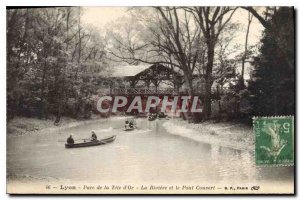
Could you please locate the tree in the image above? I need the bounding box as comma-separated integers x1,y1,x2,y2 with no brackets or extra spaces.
241,6,294,70
241,11,253,85
107,7,203,95
248,7,294,116
7,8,46,118
7,7,108,120
185,7,237,118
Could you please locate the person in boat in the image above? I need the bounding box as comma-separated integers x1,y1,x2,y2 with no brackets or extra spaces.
67,135,74,144
91,131,97,141
158,112,166,118
129,121,134,128
125,120,129,129
148,112,156,120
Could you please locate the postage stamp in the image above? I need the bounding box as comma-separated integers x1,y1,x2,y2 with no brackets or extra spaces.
253,116,294,166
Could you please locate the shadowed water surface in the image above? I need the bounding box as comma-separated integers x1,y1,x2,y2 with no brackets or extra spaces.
7,118,293,185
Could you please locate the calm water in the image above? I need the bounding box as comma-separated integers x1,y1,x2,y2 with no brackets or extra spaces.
7,117,294,185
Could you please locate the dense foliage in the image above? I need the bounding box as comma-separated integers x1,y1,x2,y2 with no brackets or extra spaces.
6,7,295,123
248,7,294,116
7,7,107,121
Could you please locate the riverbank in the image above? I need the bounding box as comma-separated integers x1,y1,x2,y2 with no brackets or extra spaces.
7,115,127,136
162,118,254,151
7,116,255,151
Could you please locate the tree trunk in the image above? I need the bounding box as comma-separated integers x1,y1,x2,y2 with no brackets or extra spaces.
204,42,215,119
56,8,71,123
204,80,213,118
183,68,193,96
77,7,81,64
40,55,47,118
241,12,253,84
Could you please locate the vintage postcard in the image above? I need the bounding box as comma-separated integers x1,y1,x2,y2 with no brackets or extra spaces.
6,6,295,194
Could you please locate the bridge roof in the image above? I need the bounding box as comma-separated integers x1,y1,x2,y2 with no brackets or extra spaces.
110,64,152,77
82,63,184,79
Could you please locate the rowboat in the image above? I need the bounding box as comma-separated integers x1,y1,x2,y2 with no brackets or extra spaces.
148,116,157,121
148,113,157,121
124,120,136,131
124,127,135,131
158,112,167,118
65,135,116,148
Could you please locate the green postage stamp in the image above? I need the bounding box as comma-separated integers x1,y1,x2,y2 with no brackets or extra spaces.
253,116,294,166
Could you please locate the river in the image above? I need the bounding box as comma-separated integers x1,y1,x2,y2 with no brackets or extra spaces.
7,117,294,193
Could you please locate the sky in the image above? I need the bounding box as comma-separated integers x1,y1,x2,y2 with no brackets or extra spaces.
81,7,265,80
81,7,264,44
81,7,128,30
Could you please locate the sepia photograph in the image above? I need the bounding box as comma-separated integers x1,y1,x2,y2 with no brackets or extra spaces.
6,6,295,194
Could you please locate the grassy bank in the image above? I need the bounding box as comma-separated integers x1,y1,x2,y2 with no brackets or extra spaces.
162,118,254,151
6,116,114,136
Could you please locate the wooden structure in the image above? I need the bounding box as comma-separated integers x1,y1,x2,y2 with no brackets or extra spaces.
82,63,228,98
121,64,184,91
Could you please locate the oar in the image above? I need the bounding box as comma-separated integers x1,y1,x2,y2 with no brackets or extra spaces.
57,138,90,142
75,138,90,141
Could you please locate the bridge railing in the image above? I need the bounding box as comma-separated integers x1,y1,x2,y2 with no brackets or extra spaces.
96,87,229,96
110,88,177,95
